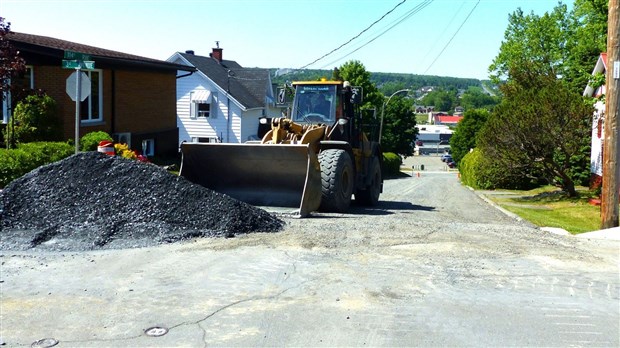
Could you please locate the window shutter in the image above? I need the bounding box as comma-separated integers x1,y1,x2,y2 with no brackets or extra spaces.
189,98,196,118
210,93,217,119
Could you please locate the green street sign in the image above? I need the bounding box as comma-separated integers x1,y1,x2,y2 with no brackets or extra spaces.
62,60,95,70
64,50,91,61
81,61,95,69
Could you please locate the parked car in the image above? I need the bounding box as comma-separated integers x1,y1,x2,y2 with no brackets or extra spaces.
447,161,457,168
441,154,452,162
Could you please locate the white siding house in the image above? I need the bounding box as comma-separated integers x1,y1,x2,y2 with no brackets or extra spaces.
583,52,606,189
167,47,280,145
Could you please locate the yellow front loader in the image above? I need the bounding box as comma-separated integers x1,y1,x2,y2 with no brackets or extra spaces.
179,80,383,217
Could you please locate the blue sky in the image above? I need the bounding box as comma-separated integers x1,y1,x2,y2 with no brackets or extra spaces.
2,0,567,80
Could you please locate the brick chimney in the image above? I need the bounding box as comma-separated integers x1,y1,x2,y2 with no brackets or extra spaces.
211,41,223,62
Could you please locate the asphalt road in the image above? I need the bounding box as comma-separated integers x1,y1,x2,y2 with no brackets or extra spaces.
1,156,618,347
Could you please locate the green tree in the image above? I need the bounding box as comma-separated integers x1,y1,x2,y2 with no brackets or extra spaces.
482,3,600,195
335,61,418,156
489,2,606,96
564,0,608,94
420,88,457,113
449,108,489,164
478,71,592,197
334,61,384,143
380,95,417,156
489,5,570,85
0,17,25,96
459,87,499,111
334,61,383,112
378,80,408,96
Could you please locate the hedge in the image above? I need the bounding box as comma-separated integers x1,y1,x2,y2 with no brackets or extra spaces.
0,142,74,188
382,152,402,177
460,148,546,190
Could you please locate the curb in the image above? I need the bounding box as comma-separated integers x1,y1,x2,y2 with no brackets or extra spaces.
467,186,532,225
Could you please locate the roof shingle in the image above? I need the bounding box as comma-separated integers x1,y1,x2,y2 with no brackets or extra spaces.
8,31,192,71
180,52,270,109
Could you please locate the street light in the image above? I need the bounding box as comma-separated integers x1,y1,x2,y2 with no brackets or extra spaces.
379,89,410,144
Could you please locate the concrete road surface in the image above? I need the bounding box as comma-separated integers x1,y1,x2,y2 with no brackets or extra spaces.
1,156,618,347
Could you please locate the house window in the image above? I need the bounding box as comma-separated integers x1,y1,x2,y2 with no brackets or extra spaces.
190,90,216,119
2,66,34,124
80,69,103,123
113,132,131,147
141,139,155,156
192,137,218,143
197,102,210,117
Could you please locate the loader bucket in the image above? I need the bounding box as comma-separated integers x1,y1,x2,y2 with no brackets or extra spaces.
179,143,322,217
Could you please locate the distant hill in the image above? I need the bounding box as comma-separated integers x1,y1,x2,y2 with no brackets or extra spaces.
371,72,482,91
270,69,487,93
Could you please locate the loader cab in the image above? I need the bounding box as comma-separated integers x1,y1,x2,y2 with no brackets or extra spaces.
291,82,339,124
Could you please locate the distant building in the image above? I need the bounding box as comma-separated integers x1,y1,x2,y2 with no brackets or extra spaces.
414,105,434,113
429,112,462,126
416,124,453,143
414,124,453,155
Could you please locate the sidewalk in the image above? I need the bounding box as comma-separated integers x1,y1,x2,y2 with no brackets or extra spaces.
573,226,620,241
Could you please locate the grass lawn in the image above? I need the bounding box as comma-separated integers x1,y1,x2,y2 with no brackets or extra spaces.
415,114,429,125
484,186,601,234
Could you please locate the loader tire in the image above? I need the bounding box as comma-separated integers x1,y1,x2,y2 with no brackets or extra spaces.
318,149,354,213
355,156,381,206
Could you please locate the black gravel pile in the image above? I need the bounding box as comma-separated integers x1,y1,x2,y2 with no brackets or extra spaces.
0,152,283,251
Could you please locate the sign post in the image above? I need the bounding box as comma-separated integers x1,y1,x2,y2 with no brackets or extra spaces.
75,68,81,154
63,50,95,154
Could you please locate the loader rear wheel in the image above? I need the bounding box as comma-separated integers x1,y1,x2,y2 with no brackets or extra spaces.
355,156,381,206
318,149,354,213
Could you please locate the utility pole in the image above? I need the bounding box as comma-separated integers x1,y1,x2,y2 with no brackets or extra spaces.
601,0,620,229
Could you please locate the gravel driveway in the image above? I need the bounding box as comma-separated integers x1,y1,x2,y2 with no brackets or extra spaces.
1,155,618,347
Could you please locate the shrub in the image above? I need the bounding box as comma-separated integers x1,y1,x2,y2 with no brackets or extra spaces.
460,148,546,190
0,141,73,188
80,131,113,152
3,94,63,145
459,148,485,189
382,152,402,177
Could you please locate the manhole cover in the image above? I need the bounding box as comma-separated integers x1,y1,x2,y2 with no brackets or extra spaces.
31,338,59,348
144,326,168,337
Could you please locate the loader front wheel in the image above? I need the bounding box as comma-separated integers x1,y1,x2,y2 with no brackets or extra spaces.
319,149,354,213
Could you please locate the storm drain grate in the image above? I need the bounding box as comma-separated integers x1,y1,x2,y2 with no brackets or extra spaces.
31,338,59,348
144,326,169,337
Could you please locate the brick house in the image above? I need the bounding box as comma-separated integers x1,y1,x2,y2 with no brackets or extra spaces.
2,32,194,157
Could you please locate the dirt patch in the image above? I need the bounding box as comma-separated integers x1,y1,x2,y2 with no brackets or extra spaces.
0,152,283,251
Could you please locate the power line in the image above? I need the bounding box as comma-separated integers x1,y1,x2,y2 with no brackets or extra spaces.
418,0,467,65
423,0,480,75
298,0,408,69
318,0,433,69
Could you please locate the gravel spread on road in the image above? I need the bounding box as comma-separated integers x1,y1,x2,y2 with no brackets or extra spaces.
0,152,283,251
